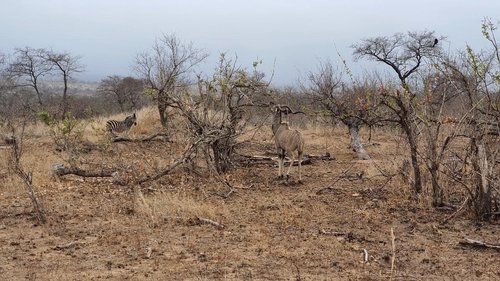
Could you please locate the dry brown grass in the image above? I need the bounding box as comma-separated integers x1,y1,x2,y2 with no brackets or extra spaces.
0,109,499,280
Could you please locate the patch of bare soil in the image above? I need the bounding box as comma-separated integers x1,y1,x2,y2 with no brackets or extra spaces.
1,131,500,281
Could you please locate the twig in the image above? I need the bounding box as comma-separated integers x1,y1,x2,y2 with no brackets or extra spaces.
146,247,153,258
441,197,469,225
164,216,225,229
135,140,201,184
362,248,369,263
316,177,344,195
211,177,254,199
292,259,302,281
390,227,396,281
53,241,78,250
223,181,236,198
196,217,225,229
319,229,345,236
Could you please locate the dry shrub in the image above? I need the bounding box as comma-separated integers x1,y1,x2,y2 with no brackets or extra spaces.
0,155,24,197
135,187,224,228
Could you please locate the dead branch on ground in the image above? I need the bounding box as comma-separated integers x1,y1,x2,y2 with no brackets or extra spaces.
319,229,345,236
164,216,225,229
211,177,256,199
238,153,330,167
316,175,346,195
390,227,396,281
459,238,500,250
50,163,117,178
50,163,128,185
111,132,171,142
53,241,78,250
49,137,203,185
362,248,369,263
135,139,203,184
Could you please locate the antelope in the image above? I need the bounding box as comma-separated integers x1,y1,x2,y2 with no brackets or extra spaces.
272,104,305,182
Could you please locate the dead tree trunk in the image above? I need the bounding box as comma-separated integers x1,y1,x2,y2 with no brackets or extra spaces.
347,123,370,160
471,137,492,220
211,136,234,174
400,117,422,194
425,125,444,207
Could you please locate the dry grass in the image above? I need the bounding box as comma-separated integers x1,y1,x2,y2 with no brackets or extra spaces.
0,109,500,280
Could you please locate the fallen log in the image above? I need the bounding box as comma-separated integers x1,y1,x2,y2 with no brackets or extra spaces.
50,163,117,178
50,163,127,185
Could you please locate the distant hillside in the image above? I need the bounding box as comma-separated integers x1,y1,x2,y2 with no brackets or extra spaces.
39,80,99,96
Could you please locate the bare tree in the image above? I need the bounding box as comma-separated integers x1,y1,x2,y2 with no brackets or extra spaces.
97,75,125,111
3,93,47,223
302,58,379,160
133,33,209,128
7,47,53,107
0,51,8,92
352,30,443,194
97,75,145,112
171,53,270,174
121,76,147,109
432,18,500,219
42,49,85,119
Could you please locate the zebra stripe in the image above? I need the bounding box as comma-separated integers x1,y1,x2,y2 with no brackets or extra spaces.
106,113,137,136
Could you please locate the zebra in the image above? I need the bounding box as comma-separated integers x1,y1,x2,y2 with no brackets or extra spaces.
106,113,137,137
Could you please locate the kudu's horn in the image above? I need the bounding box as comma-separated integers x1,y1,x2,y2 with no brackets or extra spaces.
278,105,305,115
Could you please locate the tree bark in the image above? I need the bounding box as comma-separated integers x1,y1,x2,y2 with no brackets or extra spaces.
426,127,443,207
211,137,233,174
158,103,167,128
402,119,422,194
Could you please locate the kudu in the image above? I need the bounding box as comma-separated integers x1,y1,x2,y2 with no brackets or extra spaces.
271,104,305,182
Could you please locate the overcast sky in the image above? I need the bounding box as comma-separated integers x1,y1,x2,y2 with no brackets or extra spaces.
1,0,499,86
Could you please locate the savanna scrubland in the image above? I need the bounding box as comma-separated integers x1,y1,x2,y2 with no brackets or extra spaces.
2,20,500,280
0,107,498,281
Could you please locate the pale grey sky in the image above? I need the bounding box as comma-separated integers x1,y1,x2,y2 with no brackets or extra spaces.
1,0,498,86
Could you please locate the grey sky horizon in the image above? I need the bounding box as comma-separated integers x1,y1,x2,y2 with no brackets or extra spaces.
2,0,499,86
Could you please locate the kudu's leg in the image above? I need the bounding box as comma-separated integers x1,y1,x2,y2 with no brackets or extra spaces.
278,149,285,178
286,152,296,180
298,151,303,183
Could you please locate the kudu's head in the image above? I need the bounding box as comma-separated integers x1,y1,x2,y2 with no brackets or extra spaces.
270,102,305,135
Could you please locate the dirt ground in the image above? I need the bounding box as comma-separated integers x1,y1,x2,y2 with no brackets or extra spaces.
1,124,500,281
